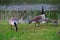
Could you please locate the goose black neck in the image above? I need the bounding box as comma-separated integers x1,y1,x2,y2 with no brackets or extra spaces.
14,22,18,31
41,6,45,15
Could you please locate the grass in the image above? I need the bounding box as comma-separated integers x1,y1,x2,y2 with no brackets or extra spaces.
0,21,60,40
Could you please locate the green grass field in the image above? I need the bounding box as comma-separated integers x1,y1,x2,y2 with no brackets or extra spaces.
0,21,60,40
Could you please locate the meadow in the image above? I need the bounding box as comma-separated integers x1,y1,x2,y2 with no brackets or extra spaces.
0,21,60,40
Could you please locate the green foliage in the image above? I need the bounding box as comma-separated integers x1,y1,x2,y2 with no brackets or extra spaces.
0,0,60,5
45,11,59,20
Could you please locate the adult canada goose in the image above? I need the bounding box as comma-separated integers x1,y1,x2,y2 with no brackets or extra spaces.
28,6,46,27
9,16,19,31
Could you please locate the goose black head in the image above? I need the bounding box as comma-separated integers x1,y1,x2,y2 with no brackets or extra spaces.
41,6,45,15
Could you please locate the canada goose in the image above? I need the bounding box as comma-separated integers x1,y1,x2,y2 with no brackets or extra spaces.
9,16,19,31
